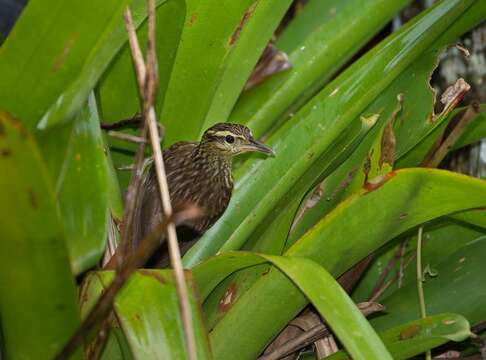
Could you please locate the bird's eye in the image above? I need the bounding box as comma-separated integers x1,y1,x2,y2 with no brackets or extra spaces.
225,135,235,144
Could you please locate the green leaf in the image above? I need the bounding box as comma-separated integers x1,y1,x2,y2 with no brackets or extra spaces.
0,0,130,129
161,0,292,145
96,0,186,192
184,0,478,267
38,94,111,274
371,235,486,331
81,271,212,359
396,105,485,168
96,0,185,123
276,0,356,52
352,219,485,302
196,252,392,360
454,106,486,149
450,208,486,229
0,112,81,359
209,168,486,359
230,0,411,137
288,2,485,243
327,313,472,360
40,0,171,128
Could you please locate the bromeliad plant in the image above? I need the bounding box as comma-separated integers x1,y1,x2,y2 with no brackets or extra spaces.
0,0,485,359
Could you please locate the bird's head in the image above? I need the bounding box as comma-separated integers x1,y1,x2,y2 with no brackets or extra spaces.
200,123,274,157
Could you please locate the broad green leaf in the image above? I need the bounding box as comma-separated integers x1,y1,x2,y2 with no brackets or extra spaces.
209,168,486,359
450,208,486,229
0,112,81,359
371,235,486,331
96,0,186,191
96,0,185,122
287,107,395,246
104,138,125,221
275,0,485,248
0,0,129,129
396,105,485,168
78,272,133,359
81,271,211,359
161,0,292,145
276,0,355,52
230,0,410,138
38,94,111,274
196,252,391,360
395,119,449,168
184,0,478,267
327,313,472,360
193,252,266,301
454,106,486,150
40,0,172,128
352,219,485,302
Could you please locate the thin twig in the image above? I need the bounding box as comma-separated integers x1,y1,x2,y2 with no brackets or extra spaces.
416,226,431,360
87,318,111,360
100,115,142,130
259,302,384,360
115,7,152,261
107,130,147,144
261,324,330,360
126,3,198,359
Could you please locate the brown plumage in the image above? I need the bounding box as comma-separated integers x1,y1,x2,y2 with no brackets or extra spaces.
132,123,273,255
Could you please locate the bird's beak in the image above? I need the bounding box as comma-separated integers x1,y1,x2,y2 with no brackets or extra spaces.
242,138,275,156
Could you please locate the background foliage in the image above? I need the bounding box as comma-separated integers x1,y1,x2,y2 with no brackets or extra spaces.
0,0,485,359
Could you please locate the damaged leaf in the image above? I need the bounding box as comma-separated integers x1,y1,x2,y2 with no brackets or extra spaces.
244,42,292,90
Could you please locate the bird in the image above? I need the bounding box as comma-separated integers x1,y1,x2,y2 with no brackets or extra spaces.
131,122,274,262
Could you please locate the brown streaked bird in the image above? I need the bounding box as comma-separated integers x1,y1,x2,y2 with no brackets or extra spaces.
132,123,273,260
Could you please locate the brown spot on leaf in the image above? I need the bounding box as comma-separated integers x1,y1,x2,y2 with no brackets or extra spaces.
363,151,372,185
379,121,396,169
364,171,397,193
229,1,258,46
399,324,421,340
379,94,402,168
28,188,37,209
329,168,357,201
218,282,237,313
74,153,81,161
139,269,167,284
52,33,78,72
1,148,11,157
188,12,198,26
399,213,408,220
79,276,93,306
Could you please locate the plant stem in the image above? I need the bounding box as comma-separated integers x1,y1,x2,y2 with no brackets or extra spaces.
416,225,431,360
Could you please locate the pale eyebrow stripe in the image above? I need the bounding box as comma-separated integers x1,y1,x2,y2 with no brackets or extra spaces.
211,130,245,139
